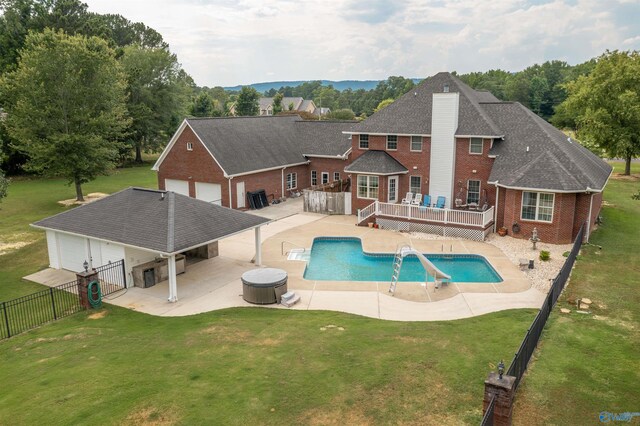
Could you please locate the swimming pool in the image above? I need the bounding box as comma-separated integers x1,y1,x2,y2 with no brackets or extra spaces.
303,237,502,283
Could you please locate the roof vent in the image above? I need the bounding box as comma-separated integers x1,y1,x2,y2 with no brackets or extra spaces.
414,92,417,96
161,192,165,200
526,146,530,153
567,137,573,143
443,84,449,93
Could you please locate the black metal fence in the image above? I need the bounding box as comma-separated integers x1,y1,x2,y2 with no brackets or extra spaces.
95,260,127,297
481,224,585,424
481,396,496,426
0,260,126,340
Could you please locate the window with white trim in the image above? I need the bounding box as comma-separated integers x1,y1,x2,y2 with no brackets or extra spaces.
410,136,422,152
357,175,379,199
321,172,329,184
186,142,193,151
359,134,369,149
334,172,340,181
387,135,398,150
521,192,554,222
311,170,317,186
410,176,421,195
467,180,480,204
469,138,483,154
286,172,297,190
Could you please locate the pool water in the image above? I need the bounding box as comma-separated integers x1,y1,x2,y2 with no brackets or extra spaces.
303,237,502,283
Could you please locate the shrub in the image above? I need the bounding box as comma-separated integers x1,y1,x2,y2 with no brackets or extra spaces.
539,250,551,261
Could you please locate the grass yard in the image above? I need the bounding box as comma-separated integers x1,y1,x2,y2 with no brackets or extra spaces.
513,162,640,424
0,306,533,425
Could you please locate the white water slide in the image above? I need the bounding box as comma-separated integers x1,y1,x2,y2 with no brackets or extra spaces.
389,245,452,294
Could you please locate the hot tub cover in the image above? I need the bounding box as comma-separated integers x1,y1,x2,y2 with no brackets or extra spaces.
241,268,287,287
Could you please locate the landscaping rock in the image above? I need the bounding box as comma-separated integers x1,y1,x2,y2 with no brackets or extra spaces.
560,308,571,314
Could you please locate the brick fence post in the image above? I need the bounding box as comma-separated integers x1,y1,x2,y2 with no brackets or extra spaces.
483,372,516,426
76,270,99,309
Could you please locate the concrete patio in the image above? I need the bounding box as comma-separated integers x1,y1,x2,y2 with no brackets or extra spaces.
25,204,547,321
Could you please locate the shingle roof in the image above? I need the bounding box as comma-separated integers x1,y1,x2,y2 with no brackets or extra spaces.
484,102,612,191
344,150,408,175
32,188,269,254
351,72,502,136
259,97,304,111
296,120,355,157
184,116,353,176
187,116,304,176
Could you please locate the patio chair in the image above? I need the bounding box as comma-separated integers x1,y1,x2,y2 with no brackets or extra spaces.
419,194,432,209
401,192,414,204
435,196,446,209
411,193,422,206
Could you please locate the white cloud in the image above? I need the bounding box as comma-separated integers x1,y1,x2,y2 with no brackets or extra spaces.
83,0,640,86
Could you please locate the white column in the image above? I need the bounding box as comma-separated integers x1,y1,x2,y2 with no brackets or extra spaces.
254,227,262,266
167,254,178,302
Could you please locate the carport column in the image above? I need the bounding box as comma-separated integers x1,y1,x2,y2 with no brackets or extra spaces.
254,226,262,266
167,254,178,302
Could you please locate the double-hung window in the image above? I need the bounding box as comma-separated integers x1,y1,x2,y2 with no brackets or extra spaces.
286,172,297,190
334,172,340,181
387,135,398,150
359,134,369,149
409,176,421,195
410,136,422,152
357,175,379,199
311,170,317,186
467,180,480,204
469,138,483,154
321,172,329,184
521,192,554,222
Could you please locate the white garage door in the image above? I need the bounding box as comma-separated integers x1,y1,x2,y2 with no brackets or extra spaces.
165,179,190,196
195,182,222,205
58,233,88,272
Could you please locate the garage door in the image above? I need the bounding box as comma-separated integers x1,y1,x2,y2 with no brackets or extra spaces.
165,179,190,196
58,233,88,272
195,182,222,205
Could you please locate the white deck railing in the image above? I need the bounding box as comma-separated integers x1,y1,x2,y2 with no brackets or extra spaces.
360,201,494,228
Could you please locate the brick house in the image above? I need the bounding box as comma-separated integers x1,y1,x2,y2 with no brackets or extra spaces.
156,72,611,244
153,116,353,209
344,72,611,243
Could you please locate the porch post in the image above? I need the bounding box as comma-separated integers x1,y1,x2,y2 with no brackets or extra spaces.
254,226,262,266
167,254,178,302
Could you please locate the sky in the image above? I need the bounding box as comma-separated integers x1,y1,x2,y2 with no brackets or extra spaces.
83,0,640,88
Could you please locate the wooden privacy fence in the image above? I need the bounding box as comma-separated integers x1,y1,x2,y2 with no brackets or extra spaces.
303,189,351,215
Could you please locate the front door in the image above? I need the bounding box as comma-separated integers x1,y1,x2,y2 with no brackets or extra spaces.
236,181,246,208
388,175,398,203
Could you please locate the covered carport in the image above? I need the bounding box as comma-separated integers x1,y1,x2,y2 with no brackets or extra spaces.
32,187,270,302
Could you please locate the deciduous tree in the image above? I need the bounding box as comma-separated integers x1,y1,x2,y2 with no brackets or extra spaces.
556,50,640,174
120,44,191,162
234,86,260,116
0,29,130,200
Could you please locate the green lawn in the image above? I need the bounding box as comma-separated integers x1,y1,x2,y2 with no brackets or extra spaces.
513,162,640,424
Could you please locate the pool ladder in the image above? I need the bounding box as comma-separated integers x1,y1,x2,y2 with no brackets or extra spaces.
441,244,454,260
389,244,411,294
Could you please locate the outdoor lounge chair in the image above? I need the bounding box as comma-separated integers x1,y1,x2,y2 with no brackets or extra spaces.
401,192,414,204
435,196,446,209
411,193,422,206
419,194,432,209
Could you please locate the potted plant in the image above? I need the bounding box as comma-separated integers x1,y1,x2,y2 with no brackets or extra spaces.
498,226,508,236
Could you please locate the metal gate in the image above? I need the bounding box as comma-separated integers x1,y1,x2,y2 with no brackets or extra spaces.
95,259,127,296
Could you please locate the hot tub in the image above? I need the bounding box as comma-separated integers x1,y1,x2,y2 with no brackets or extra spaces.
241,268,288,304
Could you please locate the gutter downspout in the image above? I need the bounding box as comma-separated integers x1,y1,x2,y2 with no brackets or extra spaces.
281,167,286,198
494,183,499,232
228,177,233,208
586,193,594,243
